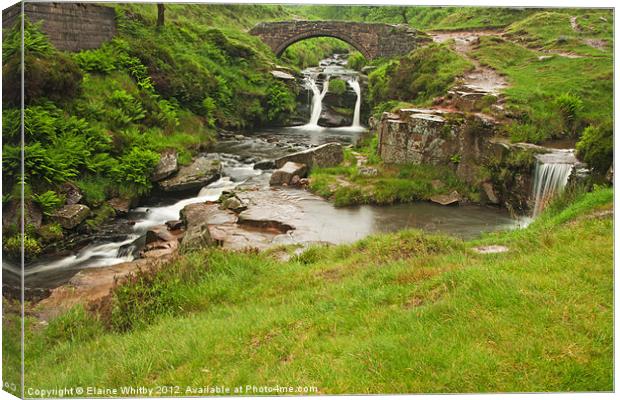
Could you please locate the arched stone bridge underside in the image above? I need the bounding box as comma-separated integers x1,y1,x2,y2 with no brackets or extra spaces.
249,20,431,59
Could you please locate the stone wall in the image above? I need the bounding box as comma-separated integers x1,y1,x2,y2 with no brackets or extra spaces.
2,2,116,52
249,20,430,59
376,108,542,211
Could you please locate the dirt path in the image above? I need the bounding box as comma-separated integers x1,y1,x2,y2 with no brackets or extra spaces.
429,30,508,95
570,16,581,32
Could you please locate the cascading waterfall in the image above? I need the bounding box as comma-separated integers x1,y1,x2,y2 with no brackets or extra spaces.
302,74,330,129
347,78,362,129
531,150,577,216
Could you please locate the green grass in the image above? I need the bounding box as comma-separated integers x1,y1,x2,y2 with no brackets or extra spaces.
505,10,613,56
9,186,612,394
367,43,473,111
309,136,472,207
287,5,538,30
471,35,612,143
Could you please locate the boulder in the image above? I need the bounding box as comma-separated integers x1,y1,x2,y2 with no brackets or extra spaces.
52,204,90,229
151,150,178,182
275,142,343,170
2,200,43,231
290,175,302,186
221,196,247,212
179,203,237,252
358,167,378,177
430,191,461,206
158,154,221,193
59,182,82,205
165,220,184,230
107,198,132,216
270,162,308,186
253,159,276,170
145,225,176,245
180,204,214,252
319,109,351,127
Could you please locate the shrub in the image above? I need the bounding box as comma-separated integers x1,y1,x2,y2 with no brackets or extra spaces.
347,51,366,71
334,186,366,207
202,97,217,128
73,46,117,74
106,257,209,331
44,306,104,344
3,234,42,261
39,223,64,242
154,99,180,132
32,190,64,215
112,147,160,196
329,79,348,95
576,122,613,176
265,81,296,122
368,43,472,106
107,89,146,128
3,21,82,106
76,176,113,207
554,92,583,135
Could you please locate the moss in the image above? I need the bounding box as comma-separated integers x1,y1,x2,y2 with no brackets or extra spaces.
84,204,116,231
39,223,64,243
3,234,42,261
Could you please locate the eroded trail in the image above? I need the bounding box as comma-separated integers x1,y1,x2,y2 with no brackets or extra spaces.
430,30,508,95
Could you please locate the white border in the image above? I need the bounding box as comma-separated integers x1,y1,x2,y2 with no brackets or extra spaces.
0,1,616,400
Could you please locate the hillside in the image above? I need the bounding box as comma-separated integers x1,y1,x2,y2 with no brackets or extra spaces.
5,187,612,393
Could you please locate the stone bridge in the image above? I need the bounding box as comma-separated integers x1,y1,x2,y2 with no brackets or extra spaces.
249,20,430,59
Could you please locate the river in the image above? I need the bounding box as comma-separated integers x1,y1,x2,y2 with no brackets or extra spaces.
5,54,524,293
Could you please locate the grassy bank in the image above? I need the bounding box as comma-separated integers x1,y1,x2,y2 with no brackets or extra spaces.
309,136,473,207
4,186,611,394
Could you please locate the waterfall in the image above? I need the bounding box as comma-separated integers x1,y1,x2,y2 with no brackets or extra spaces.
531,150,577,216
302,74,330,129
347,78,362,129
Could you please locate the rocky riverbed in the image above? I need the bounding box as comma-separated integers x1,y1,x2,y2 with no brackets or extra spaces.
20,125,525,320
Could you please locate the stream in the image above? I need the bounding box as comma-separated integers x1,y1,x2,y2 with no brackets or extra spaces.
5,54,525,293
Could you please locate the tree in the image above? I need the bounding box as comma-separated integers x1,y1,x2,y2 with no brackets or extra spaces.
157,4,165,28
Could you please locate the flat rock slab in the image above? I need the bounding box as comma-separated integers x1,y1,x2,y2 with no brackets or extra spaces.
158,154,221,192
35,258,154,321
270,70,295,80
473,245,509,254
236,189,300,232
430,191,461,206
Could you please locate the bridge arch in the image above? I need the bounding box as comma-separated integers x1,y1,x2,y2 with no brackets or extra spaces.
273,31,372,59
249,21,430,60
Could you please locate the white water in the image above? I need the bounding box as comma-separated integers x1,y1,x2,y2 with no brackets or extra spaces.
531,150,577,216
347,78,362,129
299,74,330,130
22,177,242,280
22,236,140,277
133,177,238,231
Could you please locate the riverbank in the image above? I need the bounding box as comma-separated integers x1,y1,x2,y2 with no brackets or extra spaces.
5,186,612,394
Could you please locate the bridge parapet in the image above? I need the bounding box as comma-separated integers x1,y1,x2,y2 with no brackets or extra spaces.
249,20,431,59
